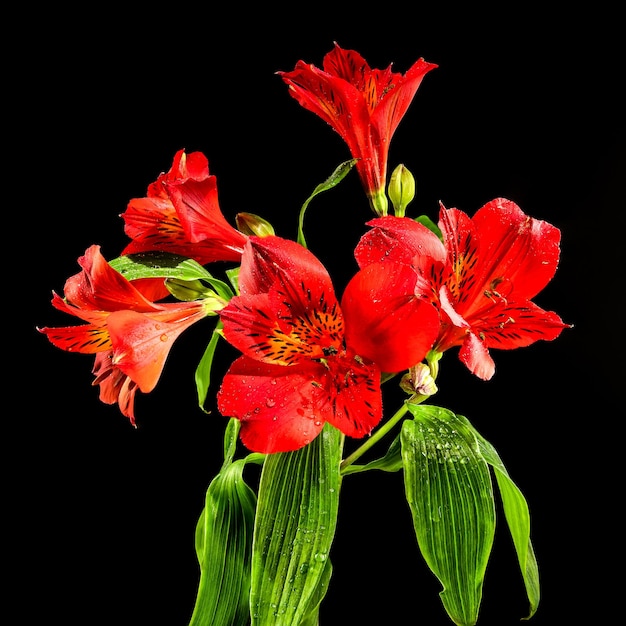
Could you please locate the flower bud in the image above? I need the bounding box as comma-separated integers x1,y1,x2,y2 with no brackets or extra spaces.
400,362,438,398
236,212,275,237
388,164,415,217
166,279,228,313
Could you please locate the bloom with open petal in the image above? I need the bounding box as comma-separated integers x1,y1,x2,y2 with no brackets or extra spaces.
38,245,213,424
278,42,437,216
355,199,571,380
217,235,388,453
121,149,247,264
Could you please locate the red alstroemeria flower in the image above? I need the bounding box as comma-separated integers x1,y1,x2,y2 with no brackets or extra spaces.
121,149,248,265
216,235,395,453
38,245,213,424
355,199,571,380
277,42,437,216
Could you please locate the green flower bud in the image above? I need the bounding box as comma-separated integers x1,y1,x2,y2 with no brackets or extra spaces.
388,164,416,217
166,278,228,313
236,212,275,237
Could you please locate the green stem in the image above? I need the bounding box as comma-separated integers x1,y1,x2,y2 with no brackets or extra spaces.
340,394,427,473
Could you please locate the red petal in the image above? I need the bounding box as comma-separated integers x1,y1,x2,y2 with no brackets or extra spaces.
371,57,438,140
476,300,569,349
64,245,163,312
92,352,140,425
217,356,326,453
342,262,440,372
440,199,562,305
165,175,247,256
38,324,112,353
238,236,336,298
459,332,496,380
108,305,205,392
356,215,446,268
323,354,383,438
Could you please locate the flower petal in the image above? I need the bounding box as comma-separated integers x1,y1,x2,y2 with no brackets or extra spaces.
475,300,569,349
39,324,112,354
342,261,440,372
217,356,326,453
355,215,447,268
92,352,140,425
64,245,162,312
108,305,206,392
322,354,383,438
458,332,496,380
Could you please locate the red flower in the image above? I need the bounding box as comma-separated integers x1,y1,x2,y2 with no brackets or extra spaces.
355,199,571,380
277,42,437,216
217,235,391,453
38,245,211,424
121,149,247,264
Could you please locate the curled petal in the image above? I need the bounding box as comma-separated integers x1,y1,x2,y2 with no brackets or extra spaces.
458,332,496,381
92,352,140,425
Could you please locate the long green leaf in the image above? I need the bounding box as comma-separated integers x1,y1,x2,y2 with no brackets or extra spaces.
402,405,496,626
250,423,342,625
188,456,257,626
469,422,540,620
109,252,215,281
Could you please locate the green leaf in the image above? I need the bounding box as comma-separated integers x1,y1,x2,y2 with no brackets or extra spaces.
194,320,223,412
468,421,540,620
299,558,333,626
341,432,403,475
402,405,496,626
188,457,257,626
109,252,215,282
250,423,342,625
297,159,358,248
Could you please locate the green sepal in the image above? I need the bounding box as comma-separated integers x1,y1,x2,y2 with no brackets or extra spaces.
194,320,223,412
402,404,496,626
250,423,342,625
297,159,358,248
188,453,258,626
467,418,540,620
341,432,403,475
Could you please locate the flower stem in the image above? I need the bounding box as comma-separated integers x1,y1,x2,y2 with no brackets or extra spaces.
340,394,427,473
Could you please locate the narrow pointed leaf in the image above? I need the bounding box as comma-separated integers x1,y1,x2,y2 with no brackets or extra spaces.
341,432,403,475
468,422,540,619
194,320,223,411
188,458,257,626
250,423,342,625
402,405,496,626
297,159,358,247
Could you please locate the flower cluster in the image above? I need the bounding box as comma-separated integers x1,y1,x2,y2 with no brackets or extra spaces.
39,43,570,626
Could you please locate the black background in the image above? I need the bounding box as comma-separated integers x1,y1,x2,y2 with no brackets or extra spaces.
17,4,622,625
